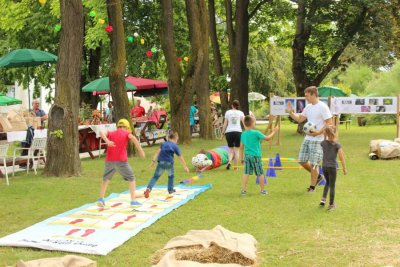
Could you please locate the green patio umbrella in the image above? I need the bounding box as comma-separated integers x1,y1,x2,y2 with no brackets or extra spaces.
317,86,347,97
82,77,137,93
0,93,22,106
0,49,57,109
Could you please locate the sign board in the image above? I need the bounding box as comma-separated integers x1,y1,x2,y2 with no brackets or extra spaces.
331,97,398,114
270,97,329,115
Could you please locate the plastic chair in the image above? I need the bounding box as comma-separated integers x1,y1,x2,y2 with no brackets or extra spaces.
13,137,47,176
0,144,10,185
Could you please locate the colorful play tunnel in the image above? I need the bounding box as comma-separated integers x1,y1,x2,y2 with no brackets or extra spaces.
205,145,229,170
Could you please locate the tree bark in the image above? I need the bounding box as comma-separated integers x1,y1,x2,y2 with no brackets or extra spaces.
225,0,269,115
187,0,212,139
107,0,136,154
208,0,229,114
160,0,209,143
44,0,83,177
81,47,102,108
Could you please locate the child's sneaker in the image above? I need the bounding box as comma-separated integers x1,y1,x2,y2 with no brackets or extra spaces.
327,204,336,211
319,198,326,207
97,198,105,207
260,190,268,195
306,187,315,193
130,200,142,206
168,189,176,194
144,188,151,198
240,190,247,195
317,174,325,185
226,162,231,170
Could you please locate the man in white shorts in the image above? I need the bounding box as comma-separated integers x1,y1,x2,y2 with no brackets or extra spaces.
287,86,332,192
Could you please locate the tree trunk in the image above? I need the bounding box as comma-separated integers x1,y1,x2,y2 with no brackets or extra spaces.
107,0,136,154
43,0,83,177
209,0,229,114
81,47,102,108
187,0,212,139
160,0,210,144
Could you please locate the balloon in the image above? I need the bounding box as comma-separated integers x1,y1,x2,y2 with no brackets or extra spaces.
105,25,113,33
177,57,182,62
89,11,96,17
140,39,145,45
98,19,105,25
38,0,47,5
146,50,153,58
127,36,134,42
151,47,157,53
133,32,139,37
184,56,189,62
54,24,61,32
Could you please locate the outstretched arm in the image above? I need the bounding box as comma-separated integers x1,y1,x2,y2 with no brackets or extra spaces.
264,126,279,141
287,102,306,123
100,131,115,147
179,156,189,173
128,134,145,159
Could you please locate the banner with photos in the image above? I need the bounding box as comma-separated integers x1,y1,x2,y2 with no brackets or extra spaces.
331,97,398,114
270,97,329,115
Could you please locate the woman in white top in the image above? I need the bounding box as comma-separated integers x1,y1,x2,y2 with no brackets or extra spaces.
221,100,245,170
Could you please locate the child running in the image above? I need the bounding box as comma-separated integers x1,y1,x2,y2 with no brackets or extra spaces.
319,126,347,210
97,119,145,207
240,115,278,195
144,131,189,198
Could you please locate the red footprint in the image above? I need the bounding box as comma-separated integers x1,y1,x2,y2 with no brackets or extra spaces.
81,229,96,237
124,215,136,221
112,222,124,229
111,203,122,208
150,205,158,208
165,195,173,200
66,229,80,236
69,219,84,225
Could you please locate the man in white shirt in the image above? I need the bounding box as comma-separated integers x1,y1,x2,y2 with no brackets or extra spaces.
287,86,332,193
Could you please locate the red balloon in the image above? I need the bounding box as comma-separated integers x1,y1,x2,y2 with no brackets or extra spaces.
146,50,153,58
177,57,182,62
105,25,113,33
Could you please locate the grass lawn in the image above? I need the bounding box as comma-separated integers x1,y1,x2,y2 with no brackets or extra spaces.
0,121,399,266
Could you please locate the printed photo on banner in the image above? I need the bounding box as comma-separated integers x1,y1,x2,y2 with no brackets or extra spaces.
369,99,378,105
383,98,393,105
296,99,306,113
376,106,386,112
355,99,365,105
285,99,295,113
361,106,371,112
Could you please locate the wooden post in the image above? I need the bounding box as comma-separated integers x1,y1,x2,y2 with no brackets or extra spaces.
397,95,400,139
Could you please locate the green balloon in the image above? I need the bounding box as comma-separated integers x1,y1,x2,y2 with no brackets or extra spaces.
54,24,61,31
89,11,96,17
127,36,134,42
151,47,157,53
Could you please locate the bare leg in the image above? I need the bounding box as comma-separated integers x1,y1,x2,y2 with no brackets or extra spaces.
242,174,249,191
258,174,265,191
299,162,312,173
99,180,110,199
233,147,240,169
310,165,319,186
228,147,234,163
129,180,136,201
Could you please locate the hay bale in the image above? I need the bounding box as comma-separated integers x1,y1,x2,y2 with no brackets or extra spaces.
152,244,255,266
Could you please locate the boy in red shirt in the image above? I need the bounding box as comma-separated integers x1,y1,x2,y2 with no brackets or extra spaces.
97,119,145,207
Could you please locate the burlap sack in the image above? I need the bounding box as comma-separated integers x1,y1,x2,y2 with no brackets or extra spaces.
369,139,391,153
0,115,13,132
377,141,400,159
14,255,96,267
7,110,27,131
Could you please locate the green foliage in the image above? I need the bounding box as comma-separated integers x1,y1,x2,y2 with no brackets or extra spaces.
247,45,295,97
49,129,64,139
79,102,93,121
365,60,400,96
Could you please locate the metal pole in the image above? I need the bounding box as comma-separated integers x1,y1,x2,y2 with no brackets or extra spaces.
27,66,31,110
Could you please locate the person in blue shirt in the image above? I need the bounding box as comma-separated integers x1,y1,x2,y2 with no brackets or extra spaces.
144,131,189,197
189,101,199,133
240,115,278,195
